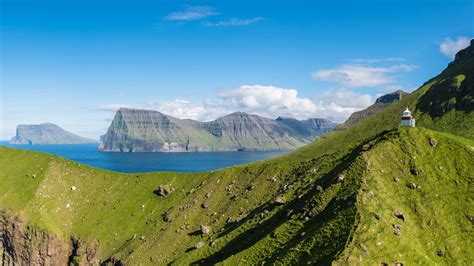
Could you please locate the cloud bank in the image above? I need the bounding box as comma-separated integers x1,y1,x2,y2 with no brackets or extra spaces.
312,63,416,88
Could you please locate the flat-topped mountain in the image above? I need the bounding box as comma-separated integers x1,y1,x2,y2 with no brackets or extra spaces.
335,90,408,130
9,123,97,145
99,110,336,152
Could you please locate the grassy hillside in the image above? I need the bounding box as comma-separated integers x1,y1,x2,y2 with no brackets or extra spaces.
1,127,472,264
342,128,473,265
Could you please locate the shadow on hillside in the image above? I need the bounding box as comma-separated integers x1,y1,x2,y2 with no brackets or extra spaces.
191,129,393,265
192,141,367,265
416,74,474,118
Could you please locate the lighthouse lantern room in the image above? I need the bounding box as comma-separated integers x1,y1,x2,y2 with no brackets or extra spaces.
401,107,416,127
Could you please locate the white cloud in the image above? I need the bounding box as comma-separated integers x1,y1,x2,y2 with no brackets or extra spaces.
350,57,405,63
164,6,264,28
317,89,372,109
216,85,319,119
308,89,373,122
95,103,142,111
205,17,264,27
95,101,215,121
312,63,416,88
95,85,378,123
164,6,217,21
157,100,208,121
440,36,471,58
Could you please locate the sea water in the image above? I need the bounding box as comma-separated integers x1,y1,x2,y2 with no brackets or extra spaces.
0,142,288,173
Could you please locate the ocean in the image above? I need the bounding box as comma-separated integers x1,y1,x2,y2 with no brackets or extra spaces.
0,142,288,173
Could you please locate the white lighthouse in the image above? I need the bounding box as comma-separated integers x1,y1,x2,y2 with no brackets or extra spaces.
401,107,415,127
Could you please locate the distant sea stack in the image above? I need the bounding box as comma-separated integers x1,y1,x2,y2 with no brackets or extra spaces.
9,123,97,145
99,108,337,152
335,90,408,130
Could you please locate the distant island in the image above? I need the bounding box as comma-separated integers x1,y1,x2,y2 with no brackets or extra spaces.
9,123,97,145
98,109,337,152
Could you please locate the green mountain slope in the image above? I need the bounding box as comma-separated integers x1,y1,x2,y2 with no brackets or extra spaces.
1,127,471,265
342,129,473,265
0,41,473,265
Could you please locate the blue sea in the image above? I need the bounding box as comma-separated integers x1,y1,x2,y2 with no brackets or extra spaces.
0,142,288,173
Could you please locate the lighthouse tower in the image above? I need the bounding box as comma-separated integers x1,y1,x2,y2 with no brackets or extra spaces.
401,107,415,127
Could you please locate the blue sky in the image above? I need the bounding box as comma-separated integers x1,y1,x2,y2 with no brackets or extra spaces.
1,0,473,139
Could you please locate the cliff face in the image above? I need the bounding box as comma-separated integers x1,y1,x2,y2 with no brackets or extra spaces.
335,90,408,130
0,212,68,265
0,211,100,265
9,123,97,145
99,110,337,152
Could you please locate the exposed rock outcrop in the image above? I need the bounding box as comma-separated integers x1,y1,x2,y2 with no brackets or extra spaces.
0,211,100,265
0,211,68,265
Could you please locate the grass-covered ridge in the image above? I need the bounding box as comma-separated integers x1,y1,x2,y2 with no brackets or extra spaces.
342,128,474,265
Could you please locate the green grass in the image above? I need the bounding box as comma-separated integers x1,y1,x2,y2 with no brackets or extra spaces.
0,146,211,257
342,128,474,265
2,126,471,264
0,138,362,264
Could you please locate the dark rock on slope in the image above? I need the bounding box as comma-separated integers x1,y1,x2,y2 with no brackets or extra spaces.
335,90,408,130
9,123,97,145
99,110,336,152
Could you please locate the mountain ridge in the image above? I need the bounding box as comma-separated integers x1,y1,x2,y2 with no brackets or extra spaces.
99,109,337,152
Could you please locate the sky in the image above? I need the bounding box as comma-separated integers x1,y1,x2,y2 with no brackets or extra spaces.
1,0,473,140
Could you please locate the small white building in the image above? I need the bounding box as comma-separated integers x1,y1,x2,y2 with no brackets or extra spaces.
401,107,415,127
